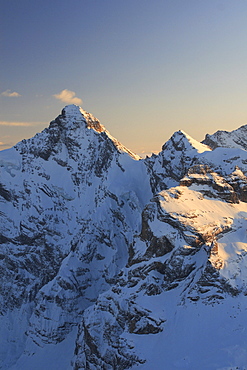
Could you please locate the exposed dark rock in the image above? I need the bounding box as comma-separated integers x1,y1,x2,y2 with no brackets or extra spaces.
0,183,12,201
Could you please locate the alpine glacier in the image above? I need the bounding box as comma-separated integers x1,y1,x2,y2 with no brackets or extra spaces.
1,105,247,369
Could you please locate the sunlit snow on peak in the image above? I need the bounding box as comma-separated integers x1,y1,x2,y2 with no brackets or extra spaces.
178,129,211,153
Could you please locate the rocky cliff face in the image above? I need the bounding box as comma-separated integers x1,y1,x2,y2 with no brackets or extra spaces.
1,105,247,369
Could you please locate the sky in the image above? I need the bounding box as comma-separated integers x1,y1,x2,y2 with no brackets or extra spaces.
1,0,247,156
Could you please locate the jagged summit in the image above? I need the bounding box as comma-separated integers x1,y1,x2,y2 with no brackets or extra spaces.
144,129,212,191
59,104,105,133
61,104,86,119
162,129,211,154
14,105,140,161
61,104,140,159
202,123,247,150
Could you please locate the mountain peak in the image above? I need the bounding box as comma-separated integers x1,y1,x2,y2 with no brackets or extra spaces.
13,105,140,162
61,105,140,159
61,104,82,116
162,129,211,154
59,104,105,133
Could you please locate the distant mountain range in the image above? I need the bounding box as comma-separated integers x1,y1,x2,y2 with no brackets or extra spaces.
1,105,247,369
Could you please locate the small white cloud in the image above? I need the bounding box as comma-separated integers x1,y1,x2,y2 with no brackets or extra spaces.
53,89,82,105
1,90,21,97
0,121,46,127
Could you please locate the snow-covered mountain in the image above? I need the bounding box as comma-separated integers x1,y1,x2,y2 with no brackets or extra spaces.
1,105,247,369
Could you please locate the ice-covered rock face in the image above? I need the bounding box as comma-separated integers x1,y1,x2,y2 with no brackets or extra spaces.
2,107,247,369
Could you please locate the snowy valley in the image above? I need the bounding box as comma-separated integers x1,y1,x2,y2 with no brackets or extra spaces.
1,105,247,369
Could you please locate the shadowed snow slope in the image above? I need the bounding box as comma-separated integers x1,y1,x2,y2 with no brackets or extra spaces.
1,105,247,369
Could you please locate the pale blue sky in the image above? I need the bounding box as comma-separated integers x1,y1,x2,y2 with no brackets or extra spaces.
1,0,247,155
